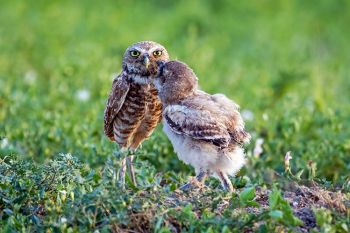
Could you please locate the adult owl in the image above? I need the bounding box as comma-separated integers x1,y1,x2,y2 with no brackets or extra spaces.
104,41,169,187
154,61,250,192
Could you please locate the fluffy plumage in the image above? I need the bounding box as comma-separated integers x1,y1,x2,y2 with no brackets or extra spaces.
104,41,169,186
155,60,250,192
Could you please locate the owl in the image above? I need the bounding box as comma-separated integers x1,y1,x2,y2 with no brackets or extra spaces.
104,41,169,187
154,60,250,192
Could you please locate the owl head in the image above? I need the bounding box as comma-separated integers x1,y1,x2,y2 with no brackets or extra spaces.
155,60,198,105
122,41,169,78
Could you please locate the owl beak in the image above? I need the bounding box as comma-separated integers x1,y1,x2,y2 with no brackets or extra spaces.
143,55,150,69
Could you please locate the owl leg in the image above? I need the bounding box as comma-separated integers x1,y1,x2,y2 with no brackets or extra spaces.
126,155,137,186
119,158,127,189
217,171,234,192
196,169,209,183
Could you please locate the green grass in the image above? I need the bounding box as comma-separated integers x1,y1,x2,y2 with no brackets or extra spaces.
0,0,349,232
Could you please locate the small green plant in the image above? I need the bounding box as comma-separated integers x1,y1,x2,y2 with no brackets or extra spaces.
313,208,349,233
239,186,259,207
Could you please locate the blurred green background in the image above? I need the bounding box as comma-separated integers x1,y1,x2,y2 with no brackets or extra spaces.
1,0,350,181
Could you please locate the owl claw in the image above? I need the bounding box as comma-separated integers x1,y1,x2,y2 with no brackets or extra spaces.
179,175,207,192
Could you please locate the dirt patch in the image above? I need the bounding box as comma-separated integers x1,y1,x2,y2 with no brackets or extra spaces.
163,182,349,232
283,184,347,212
250,184,349,232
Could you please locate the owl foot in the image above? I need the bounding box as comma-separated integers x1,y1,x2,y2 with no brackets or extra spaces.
179,182,193,192
180,174,207,192
179,182,205,192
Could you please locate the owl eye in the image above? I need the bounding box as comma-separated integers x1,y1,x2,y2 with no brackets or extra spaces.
130,50,140,57
153,50,162,57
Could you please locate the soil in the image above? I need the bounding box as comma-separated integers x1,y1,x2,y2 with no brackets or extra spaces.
163,181,349,232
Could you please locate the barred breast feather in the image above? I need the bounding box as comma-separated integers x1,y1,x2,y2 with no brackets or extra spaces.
129,85,162,149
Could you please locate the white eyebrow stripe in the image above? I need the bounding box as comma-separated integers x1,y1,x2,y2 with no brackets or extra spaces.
132,47,148,53
151,46,164,51
132,46,163,53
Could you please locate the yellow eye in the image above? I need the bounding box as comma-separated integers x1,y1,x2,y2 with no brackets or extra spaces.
153,50,162,57
130,50,140,57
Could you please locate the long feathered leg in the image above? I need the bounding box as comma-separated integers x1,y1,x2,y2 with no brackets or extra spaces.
217,171,234,192
126,155,136,186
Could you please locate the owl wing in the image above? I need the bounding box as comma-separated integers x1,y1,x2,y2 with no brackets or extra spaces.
103,74,130,140
211,93,240,111
164,104,231,148
211,94,250,145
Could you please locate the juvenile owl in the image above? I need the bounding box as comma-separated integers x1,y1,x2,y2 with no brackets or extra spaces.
104,41,169,187
154,61,250,192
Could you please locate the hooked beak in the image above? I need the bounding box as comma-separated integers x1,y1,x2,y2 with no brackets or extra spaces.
143,55,150,69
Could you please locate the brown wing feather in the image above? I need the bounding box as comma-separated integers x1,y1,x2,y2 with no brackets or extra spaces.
164,104,231,148
103,74,130,140
210,94,251,145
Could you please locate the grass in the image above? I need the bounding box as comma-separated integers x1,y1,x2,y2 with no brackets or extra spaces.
0,0,349,232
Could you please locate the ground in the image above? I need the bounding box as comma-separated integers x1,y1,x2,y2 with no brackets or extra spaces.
0,0,349,232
